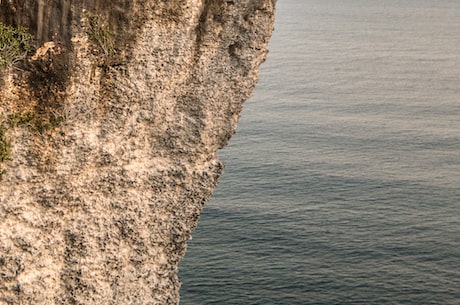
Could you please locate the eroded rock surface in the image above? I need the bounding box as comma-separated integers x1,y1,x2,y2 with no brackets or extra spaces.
0,0,275,304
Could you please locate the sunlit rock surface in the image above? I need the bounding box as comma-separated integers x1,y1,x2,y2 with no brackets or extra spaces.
0,0,275,304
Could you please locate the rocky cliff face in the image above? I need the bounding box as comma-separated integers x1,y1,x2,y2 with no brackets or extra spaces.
0,1,275,304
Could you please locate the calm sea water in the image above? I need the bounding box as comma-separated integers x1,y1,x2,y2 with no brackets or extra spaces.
179,1,460,304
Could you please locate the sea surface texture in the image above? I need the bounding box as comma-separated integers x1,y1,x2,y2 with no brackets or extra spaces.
179,1,460,304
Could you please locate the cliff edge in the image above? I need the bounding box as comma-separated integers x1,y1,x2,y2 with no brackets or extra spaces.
0,1,275,304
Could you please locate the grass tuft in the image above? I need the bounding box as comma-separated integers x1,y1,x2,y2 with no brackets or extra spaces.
0,22,33,68
85,13,115,57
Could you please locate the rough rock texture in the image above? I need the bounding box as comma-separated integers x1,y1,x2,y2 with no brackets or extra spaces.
0,1,275,304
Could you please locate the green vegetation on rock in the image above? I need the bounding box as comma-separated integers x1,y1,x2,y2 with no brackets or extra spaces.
7,111,35,128
85,13,115,56
0,22,33,67
7,110,65,134
0,123,11,180
0,123,11,163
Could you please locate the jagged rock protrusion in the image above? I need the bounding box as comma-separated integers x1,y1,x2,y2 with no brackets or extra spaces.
0,0,275,304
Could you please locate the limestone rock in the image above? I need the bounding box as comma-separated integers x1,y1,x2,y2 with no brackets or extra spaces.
0,0,275,304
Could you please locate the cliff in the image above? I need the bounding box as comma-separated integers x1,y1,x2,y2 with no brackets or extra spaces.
0,1,275,304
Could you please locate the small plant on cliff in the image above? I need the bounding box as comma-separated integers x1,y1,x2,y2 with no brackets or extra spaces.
0,22,33,68
0,123,11,180
0,124,11,163
7,111,65,134
85,13,115,57
7,111,35,128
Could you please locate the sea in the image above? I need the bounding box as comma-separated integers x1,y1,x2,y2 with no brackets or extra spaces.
179,1,460,304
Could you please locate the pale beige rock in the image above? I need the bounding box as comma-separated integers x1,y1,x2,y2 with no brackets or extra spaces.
0,1,275,304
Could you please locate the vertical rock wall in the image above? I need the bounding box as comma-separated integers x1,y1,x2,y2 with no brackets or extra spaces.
0,0,275,304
